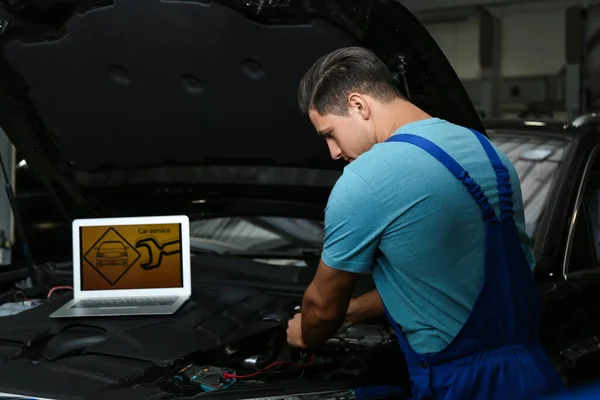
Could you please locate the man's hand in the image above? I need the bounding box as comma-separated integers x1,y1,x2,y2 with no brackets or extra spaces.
286,313,307,348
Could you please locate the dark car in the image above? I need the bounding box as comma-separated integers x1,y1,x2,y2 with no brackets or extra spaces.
0,0,599,399
482,118,600,386
95,241,129,266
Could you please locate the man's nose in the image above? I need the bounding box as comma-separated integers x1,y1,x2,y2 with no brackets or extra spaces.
328,142,343,160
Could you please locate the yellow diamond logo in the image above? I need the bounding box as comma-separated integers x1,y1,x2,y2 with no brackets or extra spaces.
83,227,141,286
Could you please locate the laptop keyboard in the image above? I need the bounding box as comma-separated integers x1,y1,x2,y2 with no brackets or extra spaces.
71,297,178,309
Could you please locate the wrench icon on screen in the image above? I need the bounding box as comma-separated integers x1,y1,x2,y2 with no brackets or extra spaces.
135,236,181,270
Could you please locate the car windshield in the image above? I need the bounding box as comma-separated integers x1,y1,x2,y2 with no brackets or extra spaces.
190,217,324,265
189,131,570,264
488,130,571,241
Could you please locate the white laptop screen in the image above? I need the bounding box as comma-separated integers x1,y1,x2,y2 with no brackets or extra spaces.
79,222,184,291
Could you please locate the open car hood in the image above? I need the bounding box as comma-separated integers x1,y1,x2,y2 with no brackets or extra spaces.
0,0,483,219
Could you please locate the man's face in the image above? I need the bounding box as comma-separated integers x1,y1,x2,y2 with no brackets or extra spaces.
308,107,376,163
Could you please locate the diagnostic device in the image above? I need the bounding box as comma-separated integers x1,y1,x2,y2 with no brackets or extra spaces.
174,364,236,391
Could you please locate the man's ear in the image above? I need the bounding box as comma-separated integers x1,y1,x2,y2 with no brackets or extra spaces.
348,93,370,120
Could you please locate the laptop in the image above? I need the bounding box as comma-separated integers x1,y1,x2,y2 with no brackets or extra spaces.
50,215,192,318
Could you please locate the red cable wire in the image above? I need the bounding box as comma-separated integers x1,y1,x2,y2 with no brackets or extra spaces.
47,286,73,299
223,353,316,379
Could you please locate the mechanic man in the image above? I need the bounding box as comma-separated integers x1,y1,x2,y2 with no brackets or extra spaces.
286,46,565,399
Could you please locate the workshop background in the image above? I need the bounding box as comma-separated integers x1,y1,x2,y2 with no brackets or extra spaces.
406,0,592,122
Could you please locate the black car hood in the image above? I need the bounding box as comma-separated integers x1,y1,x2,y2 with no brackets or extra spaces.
0,0,483,218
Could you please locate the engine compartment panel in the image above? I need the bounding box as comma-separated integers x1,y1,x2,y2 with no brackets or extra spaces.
0,283,279,365
0,355,157,400
0,277,408,399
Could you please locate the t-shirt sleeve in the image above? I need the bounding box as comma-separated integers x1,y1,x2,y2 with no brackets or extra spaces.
321,168,385,274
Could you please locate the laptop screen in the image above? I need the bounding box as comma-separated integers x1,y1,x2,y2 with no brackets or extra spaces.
79,222,184,291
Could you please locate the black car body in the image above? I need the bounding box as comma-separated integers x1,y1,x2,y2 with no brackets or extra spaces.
0,0,599,399
482,117,600,387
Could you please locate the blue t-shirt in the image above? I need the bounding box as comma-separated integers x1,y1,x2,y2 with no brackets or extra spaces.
322,118,535,355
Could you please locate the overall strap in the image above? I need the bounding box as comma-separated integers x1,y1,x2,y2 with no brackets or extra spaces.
469,129,515,221
385,134,497,222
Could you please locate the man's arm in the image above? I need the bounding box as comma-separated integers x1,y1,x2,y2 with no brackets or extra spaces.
300,259,358,348
289,168,386,348
345,289,384,324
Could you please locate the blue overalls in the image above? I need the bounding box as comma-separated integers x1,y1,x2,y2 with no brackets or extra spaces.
381,130,566,399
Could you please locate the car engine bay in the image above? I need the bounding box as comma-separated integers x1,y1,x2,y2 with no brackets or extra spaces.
158,321,402,399
0,259,409,400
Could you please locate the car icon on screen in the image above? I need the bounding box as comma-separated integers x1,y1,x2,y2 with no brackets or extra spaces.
95,241,129,266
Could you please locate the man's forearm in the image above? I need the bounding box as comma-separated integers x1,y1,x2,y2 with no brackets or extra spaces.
300,284,349,348
345,289,384,324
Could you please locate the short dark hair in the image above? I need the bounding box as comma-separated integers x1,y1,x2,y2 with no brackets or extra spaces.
298,46,402,115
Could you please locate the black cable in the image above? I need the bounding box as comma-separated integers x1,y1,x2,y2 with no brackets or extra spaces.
397,55,411,101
